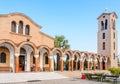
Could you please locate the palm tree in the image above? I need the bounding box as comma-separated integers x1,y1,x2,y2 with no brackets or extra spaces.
54,35,70,49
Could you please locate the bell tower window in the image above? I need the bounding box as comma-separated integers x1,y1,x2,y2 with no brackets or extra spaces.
105,19,108,30
103,33,105,39
103,42,105,50
101,21,104,30
113,20,115,30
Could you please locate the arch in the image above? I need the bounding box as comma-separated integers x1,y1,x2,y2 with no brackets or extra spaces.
73,51,81,70
0,39,16,49
52,48,63,71
11,21,16,33
38,45,51,71
38,45,51,55
18,21,23,34
52,48,63,57
81,52,89,70
17,41,37,53
89,54,95,70
63,49,73,58
95,55,100,70
0,42,15,72
73,50,81,58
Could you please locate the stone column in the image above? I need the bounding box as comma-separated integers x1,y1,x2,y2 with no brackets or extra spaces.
93,59,97,71
40,54,43,71
26,53,30,71
71,58,74,71
60,57,64,72
68,60,70,71
34,55,39,72
80,59,83,71
87,59,90,71
23,26,25,35
48,55,53,72
99,58,102,70
105,61,107,70
15,53,19,73
76,61,78,70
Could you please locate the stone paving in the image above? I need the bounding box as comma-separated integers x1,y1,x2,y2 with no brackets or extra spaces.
0,71,116,84
0,72,68,83
3,78,111,84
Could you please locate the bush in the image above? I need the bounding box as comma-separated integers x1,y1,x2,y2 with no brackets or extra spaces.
108,67,120,76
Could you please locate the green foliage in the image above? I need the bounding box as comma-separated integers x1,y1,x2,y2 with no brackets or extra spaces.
108,67,120,76
54,35,70,49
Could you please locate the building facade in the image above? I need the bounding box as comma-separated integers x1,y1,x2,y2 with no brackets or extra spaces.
0,12,116,73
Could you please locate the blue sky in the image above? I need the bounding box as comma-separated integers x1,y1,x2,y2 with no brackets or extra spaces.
0,0,120,54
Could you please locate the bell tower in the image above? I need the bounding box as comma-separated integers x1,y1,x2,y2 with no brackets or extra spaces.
97,9,118,68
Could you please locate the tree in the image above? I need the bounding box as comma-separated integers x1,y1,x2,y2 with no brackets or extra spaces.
54,35,70,49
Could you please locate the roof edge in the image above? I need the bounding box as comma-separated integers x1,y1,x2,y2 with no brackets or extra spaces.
0,12,42,29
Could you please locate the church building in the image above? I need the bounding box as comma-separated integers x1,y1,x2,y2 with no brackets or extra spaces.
0,10,118,73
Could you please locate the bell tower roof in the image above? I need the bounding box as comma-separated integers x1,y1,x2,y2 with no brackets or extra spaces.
97,12,118,20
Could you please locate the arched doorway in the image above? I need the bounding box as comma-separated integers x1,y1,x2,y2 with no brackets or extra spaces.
53,53,60,71
19,48,26,71
39,46,50,72
74,55,77,70
63,54,69,71
90,56,94,70
19,44,35,72
102,56,106,70
83,55,87,70
96,58,100,70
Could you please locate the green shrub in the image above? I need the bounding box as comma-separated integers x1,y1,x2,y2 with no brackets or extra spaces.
108,67,120,76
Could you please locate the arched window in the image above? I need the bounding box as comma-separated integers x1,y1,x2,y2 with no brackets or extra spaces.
103,42,105,50
101,21,104,30
105,19,107,30
0,52,6,63
45,56,48,64
25,25,30,35
18,21,23,34
11,21,16,32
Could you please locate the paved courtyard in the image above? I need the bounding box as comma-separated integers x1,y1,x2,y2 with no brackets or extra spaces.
3,78,111,84
0,71,118,84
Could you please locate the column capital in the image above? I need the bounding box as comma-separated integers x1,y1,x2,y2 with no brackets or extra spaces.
60,57,64,60
48,55,53,59
87,59,90,62
79,58,82,61
15,53,20,57
94,59,97,62
34,55,39,58
99,59,102,62
71,57,74,61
